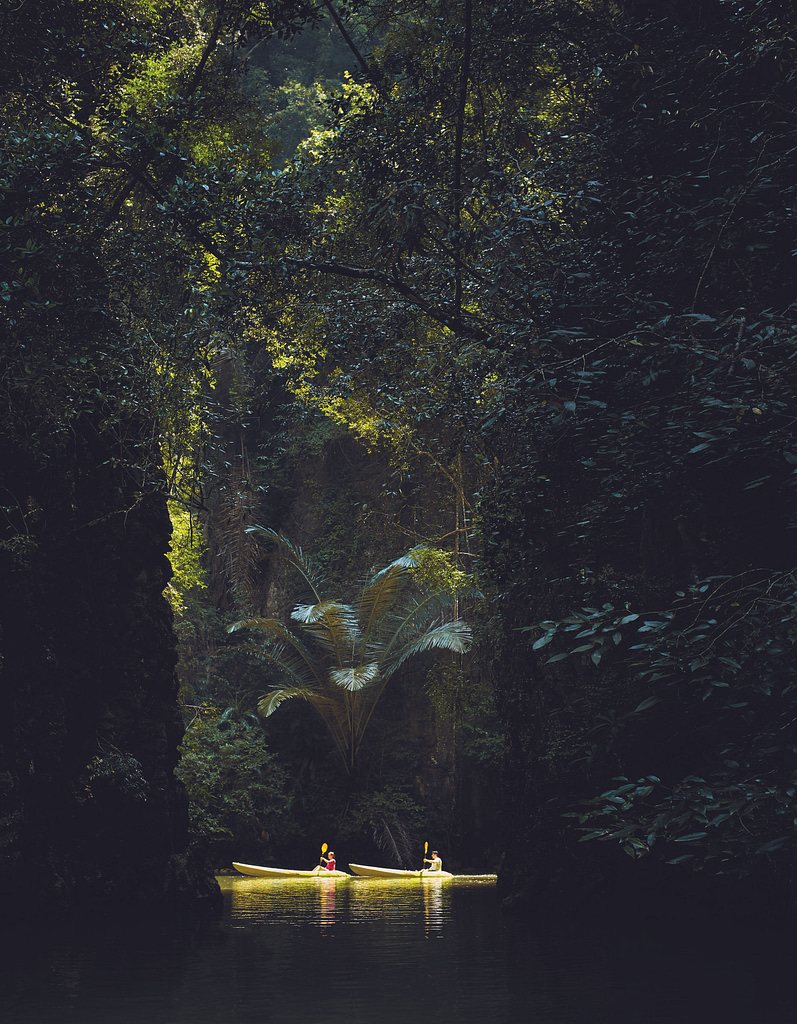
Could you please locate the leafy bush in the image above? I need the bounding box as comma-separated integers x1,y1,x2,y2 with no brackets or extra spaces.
176,712,295,856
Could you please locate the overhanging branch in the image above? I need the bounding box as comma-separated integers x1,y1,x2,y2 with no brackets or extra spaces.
283,256,490,340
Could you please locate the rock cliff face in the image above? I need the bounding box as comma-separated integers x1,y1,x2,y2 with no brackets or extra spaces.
0,426,219,919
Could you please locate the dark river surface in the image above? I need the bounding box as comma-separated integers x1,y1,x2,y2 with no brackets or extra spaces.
2,872,795,1023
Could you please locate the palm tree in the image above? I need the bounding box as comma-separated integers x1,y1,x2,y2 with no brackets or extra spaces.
227,529,475,772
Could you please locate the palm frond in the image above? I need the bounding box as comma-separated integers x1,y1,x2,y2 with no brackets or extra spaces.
330,662,381,692
294,601,361,659
246,526,326,602
380,619,473,679
370,589,459,658
228,618,324,688
292,600,339,624
384,550,418,571
358,561,410,633
258,686,323,717
259,683,351,714
236,641,321,689
258,685,357,772
293,600,358,633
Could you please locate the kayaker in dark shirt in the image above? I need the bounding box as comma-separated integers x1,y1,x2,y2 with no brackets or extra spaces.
320,851,336,871
423,850,442,872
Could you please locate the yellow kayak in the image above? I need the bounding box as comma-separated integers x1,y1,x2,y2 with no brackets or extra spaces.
232,862,349,878
348,863,453,878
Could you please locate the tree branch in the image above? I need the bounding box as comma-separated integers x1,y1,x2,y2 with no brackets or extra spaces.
322,1,372,81
284,256,490,340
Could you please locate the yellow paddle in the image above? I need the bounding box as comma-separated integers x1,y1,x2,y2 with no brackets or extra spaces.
317,842,328,873
421,841,428,875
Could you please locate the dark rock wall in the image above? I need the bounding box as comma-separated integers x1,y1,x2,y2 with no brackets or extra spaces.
0,425,219,919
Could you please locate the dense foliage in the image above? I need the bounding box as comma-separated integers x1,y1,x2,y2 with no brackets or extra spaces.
5,0,797,909
221,0,797,902
473,0,797,903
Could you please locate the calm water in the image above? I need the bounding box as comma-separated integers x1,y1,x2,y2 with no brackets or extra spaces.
2,873,795,1023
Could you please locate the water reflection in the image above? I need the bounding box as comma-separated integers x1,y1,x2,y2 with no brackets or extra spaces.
222,873,455,935
228,875,344,927
221,873,492,934
2,877,796,1024
422,876,444,935
318,878,336,928
214,874,507,1024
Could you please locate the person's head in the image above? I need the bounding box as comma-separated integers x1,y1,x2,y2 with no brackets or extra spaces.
328,852,335,858
432,851,438,857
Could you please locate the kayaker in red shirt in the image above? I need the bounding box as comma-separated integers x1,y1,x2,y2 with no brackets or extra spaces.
320,851,336,871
